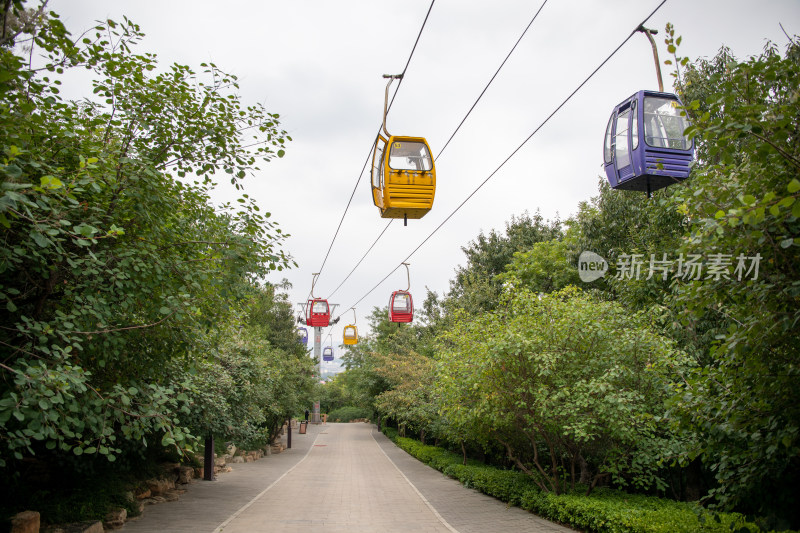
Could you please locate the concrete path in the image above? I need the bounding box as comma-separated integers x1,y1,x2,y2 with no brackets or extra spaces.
122,423,574,533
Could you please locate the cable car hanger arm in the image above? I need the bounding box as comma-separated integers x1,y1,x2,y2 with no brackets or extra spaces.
382,74,403,138
636,25,663,92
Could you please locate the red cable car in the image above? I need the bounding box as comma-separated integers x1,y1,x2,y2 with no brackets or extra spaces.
305,273,331,327
389,262,414,323
306,298,330,327
389,290,413,323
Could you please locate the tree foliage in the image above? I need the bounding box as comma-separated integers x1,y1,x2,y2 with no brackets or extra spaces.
0,2,309,476
443,211,562,313
663,34,800,520
437,287,691,495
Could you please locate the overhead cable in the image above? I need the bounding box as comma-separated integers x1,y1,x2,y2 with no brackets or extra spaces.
323,0,549,304
309,0,437,293
337,0,669,317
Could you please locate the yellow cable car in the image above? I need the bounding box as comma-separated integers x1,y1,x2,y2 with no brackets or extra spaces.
371,74,436,224
343,324,358,345
343,308,358,345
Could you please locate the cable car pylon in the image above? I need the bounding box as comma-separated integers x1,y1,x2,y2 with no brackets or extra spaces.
297,273,340,423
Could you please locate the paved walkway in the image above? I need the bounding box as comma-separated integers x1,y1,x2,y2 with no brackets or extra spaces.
122,423,574,532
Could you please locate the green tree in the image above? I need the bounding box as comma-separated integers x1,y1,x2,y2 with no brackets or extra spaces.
437,287,693,496
0,4,293,467
373,349,437,442
444,211,562,313
496,239,581,294
664,35,800,522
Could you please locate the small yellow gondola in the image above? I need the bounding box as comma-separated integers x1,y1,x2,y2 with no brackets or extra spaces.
343,324,358,345
343,308,358,345
371,74,435,223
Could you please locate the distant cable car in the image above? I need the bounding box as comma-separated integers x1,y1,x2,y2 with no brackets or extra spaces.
343,308,358,345
305,273,331,327
323,346,334,361
389,262,414,323
297,327,309,345
306,298,330,327
603,27,694,196
343,325,358,345
371,74,435,225
389,290,413,323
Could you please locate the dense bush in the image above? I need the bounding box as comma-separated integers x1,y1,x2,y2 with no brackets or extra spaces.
327,406,373,422
385,431,775,533
520,489,763,533
0,4,314,524
391,436,463,470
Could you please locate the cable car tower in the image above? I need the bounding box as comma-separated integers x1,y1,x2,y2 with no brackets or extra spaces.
297,273,338,422
371,74,436,226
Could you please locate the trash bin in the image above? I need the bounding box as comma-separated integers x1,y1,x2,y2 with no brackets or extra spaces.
299,421,307,434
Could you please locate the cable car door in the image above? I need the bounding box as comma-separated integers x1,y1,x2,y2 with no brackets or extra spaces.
371,135,387,209
614,103,634,186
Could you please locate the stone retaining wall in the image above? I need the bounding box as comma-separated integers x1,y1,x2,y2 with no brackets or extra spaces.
18,434,288,533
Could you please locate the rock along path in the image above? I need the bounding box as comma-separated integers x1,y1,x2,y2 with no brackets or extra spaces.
122,423,574,533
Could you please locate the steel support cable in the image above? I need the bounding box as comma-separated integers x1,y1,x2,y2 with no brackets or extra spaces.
324,1,548,306
338,0,668,317
308,0,436,298
435,0,549,161
328,219,393,299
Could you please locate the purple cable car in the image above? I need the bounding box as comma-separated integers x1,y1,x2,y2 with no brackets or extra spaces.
323,346,334,361
603,90,693,194
297,327,308,346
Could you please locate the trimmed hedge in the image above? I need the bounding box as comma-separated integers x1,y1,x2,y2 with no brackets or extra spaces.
381,429,784,533
327,406,373,422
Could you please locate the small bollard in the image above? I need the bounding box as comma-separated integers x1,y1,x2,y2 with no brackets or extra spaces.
287,420,292,449
203,434,215,481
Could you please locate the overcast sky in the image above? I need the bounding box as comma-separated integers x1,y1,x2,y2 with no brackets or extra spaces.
49,1,799,372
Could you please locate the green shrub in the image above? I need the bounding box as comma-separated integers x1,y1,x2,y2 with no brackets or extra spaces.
518,487,764,533
389,436,779,533
442,463,537,506
393,437,463,471
382,427,398,441
327,406,373,422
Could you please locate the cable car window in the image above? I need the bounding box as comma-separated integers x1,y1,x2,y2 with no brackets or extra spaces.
392,293,411,312
630,100,639,151
372,138,385,188
312,301,328,314
388,141,432,171
615,108,631,169
643,97,691,150
603,114,614,164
